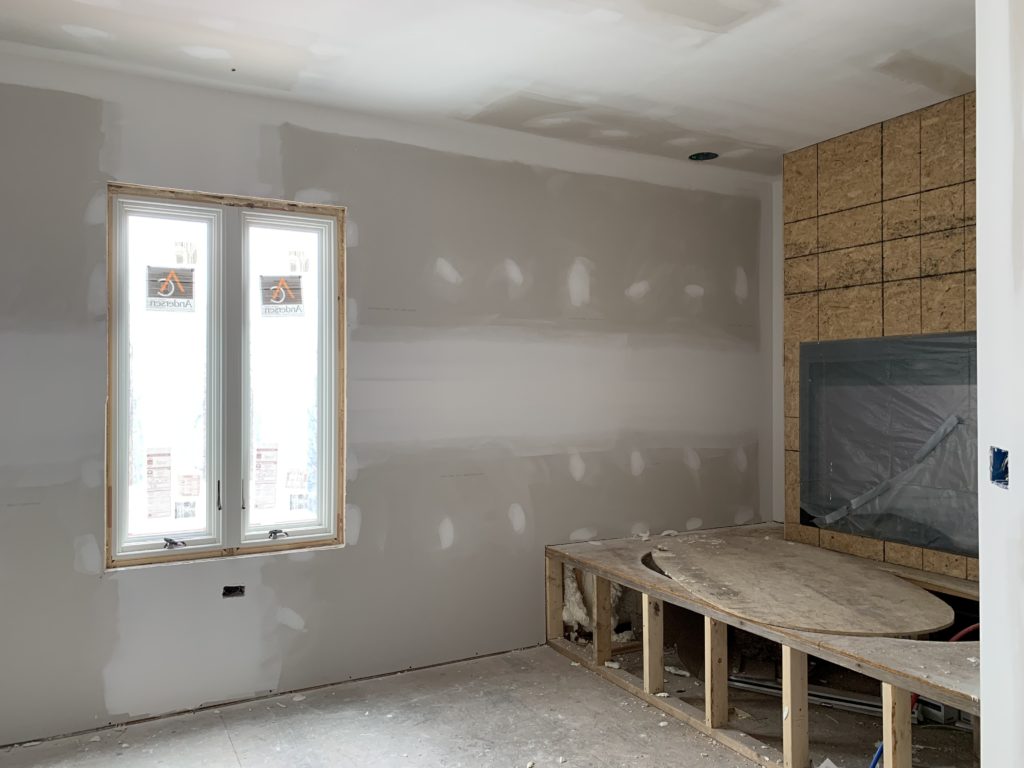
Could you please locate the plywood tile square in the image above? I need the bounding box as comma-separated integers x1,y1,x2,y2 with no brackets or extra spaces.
883,236,920,281
820,530,884,561
785,450,800,523
921,228,965,276
921,185,964,234
818,125,882,214
784,146,817,222
883,279,921,336
784,341,800,418
965,180,975,225
785,524,820,546
922,273,966,333
818,203,881,252
921,96,965,190
785,254,818,294
784,293,818,342
819,284,882,340
923,549,967,579
965,92,976,180
785,417,800,451
965,226,976,270
882,112,920,199
882,194,920,240
784,218,817,258
966,556,979,581
885,541,924,569
819,243,881,290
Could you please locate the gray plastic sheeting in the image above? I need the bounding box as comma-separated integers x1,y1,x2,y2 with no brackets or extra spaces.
800,333,977,557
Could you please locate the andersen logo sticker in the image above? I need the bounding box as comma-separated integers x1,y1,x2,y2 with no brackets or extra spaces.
261,275,303,316
146,267,195,312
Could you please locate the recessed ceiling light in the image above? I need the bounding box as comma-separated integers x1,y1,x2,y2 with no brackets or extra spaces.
688,151,719,161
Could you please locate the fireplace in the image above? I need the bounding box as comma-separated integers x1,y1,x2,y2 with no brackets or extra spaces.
799,333,977,557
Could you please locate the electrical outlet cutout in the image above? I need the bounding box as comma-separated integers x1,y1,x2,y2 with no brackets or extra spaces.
990,446,1009,489
222,585,246,598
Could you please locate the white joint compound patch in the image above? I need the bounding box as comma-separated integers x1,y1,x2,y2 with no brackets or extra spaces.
568,258,590,307
682,447,702,473
569,450,586,481
734,266,749,302
733,505,755,524
684,283,705,299
180,45,231,60
685,517,703,531
73,535,102,575
438,516,455,549
507,503,526,534
345,504,361,545
569,526,597,542
434,257,463,285
504,258,524,287
625,280,650,301
84,191,106,225
630,449,645,476
62,24,111,39
86,264,106,318
294,187,335,204
733,446,748,472
276,606,306,632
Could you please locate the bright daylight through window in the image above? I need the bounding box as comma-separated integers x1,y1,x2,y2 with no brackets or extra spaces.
107,185,344,566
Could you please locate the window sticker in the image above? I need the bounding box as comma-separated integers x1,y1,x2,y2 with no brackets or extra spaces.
254,447,279,510
260,275,303,316
286,470,307,489
146,266,195,311
178,474,200,497
174,501,196,519
146,450,172,518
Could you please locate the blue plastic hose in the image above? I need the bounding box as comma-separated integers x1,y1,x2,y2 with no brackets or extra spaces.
868,742,883,768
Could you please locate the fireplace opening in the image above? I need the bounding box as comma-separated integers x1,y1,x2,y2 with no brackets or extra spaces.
800,332,977,557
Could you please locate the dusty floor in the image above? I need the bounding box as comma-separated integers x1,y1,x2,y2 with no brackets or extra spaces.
0,646,755,768
613,645,977,768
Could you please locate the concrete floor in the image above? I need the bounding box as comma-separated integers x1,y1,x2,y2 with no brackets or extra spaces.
0,647,754,768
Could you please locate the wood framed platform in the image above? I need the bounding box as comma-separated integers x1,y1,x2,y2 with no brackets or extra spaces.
545,524,980,768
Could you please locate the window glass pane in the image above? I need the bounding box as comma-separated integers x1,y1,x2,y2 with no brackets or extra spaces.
125,214,210,538
246,224,322,529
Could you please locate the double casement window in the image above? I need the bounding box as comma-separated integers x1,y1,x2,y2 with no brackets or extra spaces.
106,184,345,566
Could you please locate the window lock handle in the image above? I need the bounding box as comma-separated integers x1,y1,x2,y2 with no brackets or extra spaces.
268,529,289,540
163,537,186,549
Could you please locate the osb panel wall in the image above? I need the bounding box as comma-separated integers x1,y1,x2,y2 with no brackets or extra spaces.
782,93,978,582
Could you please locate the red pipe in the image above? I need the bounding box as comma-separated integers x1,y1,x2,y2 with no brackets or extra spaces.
948,622,980,643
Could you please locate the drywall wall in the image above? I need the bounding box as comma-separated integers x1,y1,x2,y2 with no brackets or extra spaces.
976,0,1023,760
0,54,774,745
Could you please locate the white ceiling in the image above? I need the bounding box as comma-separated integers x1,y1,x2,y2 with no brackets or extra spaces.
0,0,975,174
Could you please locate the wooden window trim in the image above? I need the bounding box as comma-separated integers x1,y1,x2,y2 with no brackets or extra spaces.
105,182,346,569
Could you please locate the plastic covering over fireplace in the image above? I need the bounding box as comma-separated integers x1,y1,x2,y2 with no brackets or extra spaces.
800,333,977,557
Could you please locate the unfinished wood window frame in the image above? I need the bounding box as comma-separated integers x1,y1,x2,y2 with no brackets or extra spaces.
105,183,346,568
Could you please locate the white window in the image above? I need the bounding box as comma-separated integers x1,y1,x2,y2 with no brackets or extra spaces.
107,184,345,566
